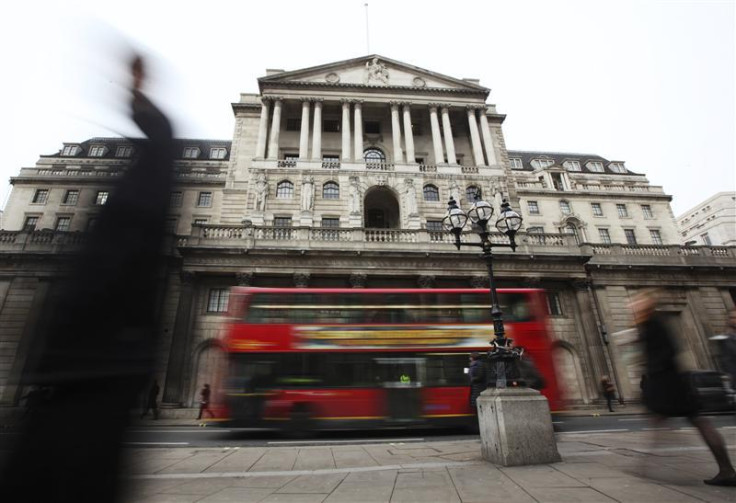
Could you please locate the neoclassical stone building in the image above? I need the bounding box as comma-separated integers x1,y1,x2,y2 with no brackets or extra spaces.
1,56,734,410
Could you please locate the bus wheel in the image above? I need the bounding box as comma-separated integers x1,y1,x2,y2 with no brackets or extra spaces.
285,404,314,439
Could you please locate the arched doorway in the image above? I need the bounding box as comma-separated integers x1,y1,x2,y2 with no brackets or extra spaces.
364,186,400,228
551,341,586,403
191,340,226,407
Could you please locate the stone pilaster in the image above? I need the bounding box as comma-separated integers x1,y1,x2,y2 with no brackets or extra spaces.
441,106,456,164
299,99,310,160
311,99,323,161
429,104,444,164
402,103,415,163
255,98,270,159
162,271,197,405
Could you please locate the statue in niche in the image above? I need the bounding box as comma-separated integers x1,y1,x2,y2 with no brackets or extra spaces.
254,173,268,211
349,177,362,215
301,175,314,211
365,57,389,85
404,178,418,216
449,178,461,204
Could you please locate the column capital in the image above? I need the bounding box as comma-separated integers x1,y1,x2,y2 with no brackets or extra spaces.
465,104,484,111
301,97,312,103
263,95,282,103
401,101,412,108
388,101,401,110
340,98,352,104
312,97,324,103
352,99,364,105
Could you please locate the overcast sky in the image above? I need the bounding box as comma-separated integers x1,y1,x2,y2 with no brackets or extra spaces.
1,0,733,217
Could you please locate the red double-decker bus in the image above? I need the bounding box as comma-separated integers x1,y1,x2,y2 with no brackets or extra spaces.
220,287,561,432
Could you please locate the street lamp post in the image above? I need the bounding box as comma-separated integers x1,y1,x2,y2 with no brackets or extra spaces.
443,195,523,388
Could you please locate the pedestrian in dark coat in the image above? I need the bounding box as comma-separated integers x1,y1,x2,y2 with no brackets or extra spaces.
141,380,160,419
632,289,736,486
600,376,616,412
197,383,214,420
468,352,487,409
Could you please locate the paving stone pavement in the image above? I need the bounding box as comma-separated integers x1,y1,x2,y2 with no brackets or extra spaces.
120,428,736,502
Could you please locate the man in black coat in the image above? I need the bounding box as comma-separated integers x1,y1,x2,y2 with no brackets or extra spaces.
468,352,487,410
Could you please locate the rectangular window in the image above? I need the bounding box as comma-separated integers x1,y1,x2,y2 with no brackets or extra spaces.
115,146,133,158
197,192,212,207
616,204,628,217
426,220,443,232
63,189,79,205
24,216,39,231
364,121,380,134
207,288,230,313
88,145,105,157
170,191,183,208
321,217,340,228
609,162,626,173
55,216,71,231
563,160,581,171
286,118,301,131
527,201,540,215
32,189,49,204
165,218,178,234
323,119,340,133
61,145,80,156
509,158,523,170
527,226,545,244
183,147,199,159
532,159,554,169
649,229,663,245
598,228,611,244
624,228,637,245
546,292,563,316
273,217,292,227
95,191,109,205
641,204,653,219
591,202,603,216
209,147,227,160
559,200,571,214
701,233,712,246
320,217,340,240
587,161,604,172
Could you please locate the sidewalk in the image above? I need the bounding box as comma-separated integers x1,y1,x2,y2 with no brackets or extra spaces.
121,427,736,502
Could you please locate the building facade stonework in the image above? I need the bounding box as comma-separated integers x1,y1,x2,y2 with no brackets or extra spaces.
677,192,736,246
1,55,735,409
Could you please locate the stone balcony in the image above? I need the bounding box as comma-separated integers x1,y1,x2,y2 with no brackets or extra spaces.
515,180,666,195
11,166,226,182
253,159,498,176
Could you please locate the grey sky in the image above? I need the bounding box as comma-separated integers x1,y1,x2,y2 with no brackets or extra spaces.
1,0,733,217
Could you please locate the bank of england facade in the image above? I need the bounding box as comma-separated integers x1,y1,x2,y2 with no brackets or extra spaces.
1,56,734,409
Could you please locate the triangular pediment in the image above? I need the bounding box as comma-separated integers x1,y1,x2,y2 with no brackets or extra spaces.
259,55,489,94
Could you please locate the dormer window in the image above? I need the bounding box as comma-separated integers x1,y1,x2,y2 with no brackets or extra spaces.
210,147,227,160
531,158,554,170
183,147,200,159
115,146,133,158
88,145,106,157
563,160,581,171
509,158,523,170
61,145,80,157
609,162,626,173
587,161,604,172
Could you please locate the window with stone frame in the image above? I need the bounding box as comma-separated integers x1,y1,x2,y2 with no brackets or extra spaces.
210,147,227,160
24,216,39,231
32,189,49,204
526,201,540,215
587,161,604,172
591,202,603,216
563,160,581,171
649,229,663,245
88,145,106,157
273,216,292,227
624,228,637,245
509,158,523,170
363,147,385,163
197,192,213,207
546,292,563,316
426,220,443,233
55,216,71,231
276,180,294,198
95,191,109,205
115,145,133,158
423,184,440,202
183,147,200,159
641,204,654,219
62,189,79,206
322,181,340,199
616,204,629,218
466,185,481,203
559,200,571,215
598,228,612,244
170,191,183,208
207,288,229,313
320,217,340,240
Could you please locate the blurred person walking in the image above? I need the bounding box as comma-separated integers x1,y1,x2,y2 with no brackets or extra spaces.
140,380,160,420
631,289,736,486
600,376,616,412
197,383,214,420
0,53,175,502
468,352,486,410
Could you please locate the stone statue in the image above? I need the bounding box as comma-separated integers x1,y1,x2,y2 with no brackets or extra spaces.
404,178,418,216
254,173,267,211
349,177,361,214
301,175,314,211
365,57,389,85
449,178,461,204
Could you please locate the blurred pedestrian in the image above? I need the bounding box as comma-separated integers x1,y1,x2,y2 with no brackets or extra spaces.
713,309,736,388
600,376,615,412
631,289,736,486
0,53,175,502
140,380,160,420
468,352,486,410
197,384,214,420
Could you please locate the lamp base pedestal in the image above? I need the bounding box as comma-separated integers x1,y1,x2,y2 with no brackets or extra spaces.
477,387,561,466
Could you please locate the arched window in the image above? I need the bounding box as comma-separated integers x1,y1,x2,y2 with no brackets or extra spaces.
364,147,385,163
565,223,580,244
423,184,440,202
466,185,481,202
322,181,339,199
276,180,294,199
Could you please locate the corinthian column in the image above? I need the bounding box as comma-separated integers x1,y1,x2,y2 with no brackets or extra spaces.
341,99,351,161
311,99,323,161
353,101,364,161
441,106,456,164
402,103,415,163
467,106,486,167
390,102,404,163
429,104,444,164
299,99,310,159
479,110,498,165
255,98,270,159
266,98,282,160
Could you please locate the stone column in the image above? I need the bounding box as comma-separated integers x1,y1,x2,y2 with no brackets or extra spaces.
429,105,444,164
479,109,498,165
255,99,270,159
311,99,323,161
353,101,364,162
390,102,404,163
402,103,415,163
266,98,282,160
467,106,486,167
441,106,456,164
298,99,310,160
341,99,351,161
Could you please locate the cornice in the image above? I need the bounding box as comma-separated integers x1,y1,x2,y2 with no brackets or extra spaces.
260,80,489,96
